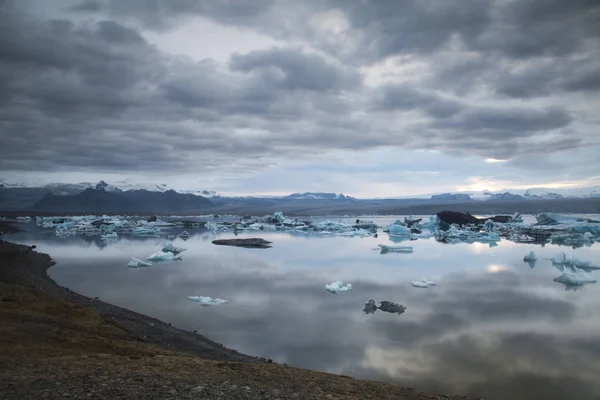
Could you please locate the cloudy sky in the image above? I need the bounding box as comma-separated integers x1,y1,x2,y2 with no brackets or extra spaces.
1,0,599,197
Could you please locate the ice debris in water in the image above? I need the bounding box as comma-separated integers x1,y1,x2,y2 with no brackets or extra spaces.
325,281,352,294
147,251,182,262
378,244,413,254
127,257,152,268
162,243,187,255
101,232,118,240
178,231,191,240
188,296,228,306
386,221,411,236
411,278,436,288
523,251,538,268
16,216,32,222
554,267,597,287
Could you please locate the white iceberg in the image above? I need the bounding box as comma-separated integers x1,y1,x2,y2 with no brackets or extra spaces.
147,251,182,262
554,267,597,287
378,244,413,254
325,281,352,294
127,257,152,268
386,221,411,236
188,296,228,306
101,232,118,240
411,278,436,288
162,243,187,255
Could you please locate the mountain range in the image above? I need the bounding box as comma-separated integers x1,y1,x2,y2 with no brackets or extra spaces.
1,179,599,214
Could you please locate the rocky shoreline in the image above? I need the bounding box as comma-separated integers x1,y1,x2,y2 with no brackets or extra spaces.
0,226,477,399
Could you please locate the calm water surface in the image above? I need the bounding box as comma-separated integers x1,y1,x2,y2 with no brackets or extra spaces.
7,215,600,400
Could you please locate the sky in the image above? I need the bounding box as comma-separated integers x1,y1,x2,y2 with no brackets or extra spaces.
0,0,599,197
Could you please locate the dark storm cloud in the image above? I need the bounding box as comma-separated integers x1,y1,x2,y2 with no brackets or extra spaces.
0,0,598,176
229,47,361,92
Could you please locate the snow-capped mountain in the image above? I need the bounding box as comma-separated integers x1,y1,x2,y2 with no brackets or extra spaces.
284,192,355,200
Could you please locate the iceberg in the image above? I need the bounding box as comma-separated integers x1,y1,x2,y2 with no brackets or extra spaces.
554,267,597,288
378,244,413,254
162,243,187,255
386,221,411,236
523,251,537,268
411,278,436,288
15,216,32,222
101,232,118,240
509,233,535,243
178,231,191,240
325,281,352,294
127,257,152,268
134,226,160,236
511,212,524,223
147,251,182,262
188,296,228,306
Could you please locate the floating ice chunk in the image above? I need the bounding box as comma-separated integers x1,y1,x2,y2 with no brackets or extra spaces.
162,243,187,255
386,221,410,236
570,255,600,271
188,296,228,306
312,220,351,231
554,267,597,287
378,244,413,254
134,226,160,236
523,251,537,268
378,301,407,314
325,281,352,294
167,234,176,240
178,231,191,240
101,232,118,240
127,257,152,268
510,233,535,243
511,212,524,223
552,252,569,265
411,278,436,288
147,251,182,262
16,216,32,222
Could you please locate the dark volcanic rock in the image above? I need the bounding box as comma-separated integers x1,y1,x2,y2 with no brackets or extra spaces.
378,301,407,315
211,238,273,249
437,211,480,227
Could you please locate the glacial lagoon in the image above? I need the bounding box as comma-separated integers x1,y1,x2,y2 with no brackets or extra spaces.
6,214,600,400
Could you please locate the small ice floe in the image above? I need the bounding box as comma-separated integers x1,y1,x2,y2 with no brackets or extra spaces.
509,233,535,243
386,221,411,236
167,234,176,240
571,255,600,271
100,232,118,240
147,251,182,262
162,243,187,255
378,244,413,254
178,230,191,240
188,296,228,306
16,216,32,223
523,251,538,268
554,267,597,289
411,278,436,288
127,257,152,268
325,281,352,294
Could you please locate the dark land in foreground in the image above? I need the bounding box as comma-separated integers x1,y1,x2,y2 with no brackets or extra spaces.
0,221,475,400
